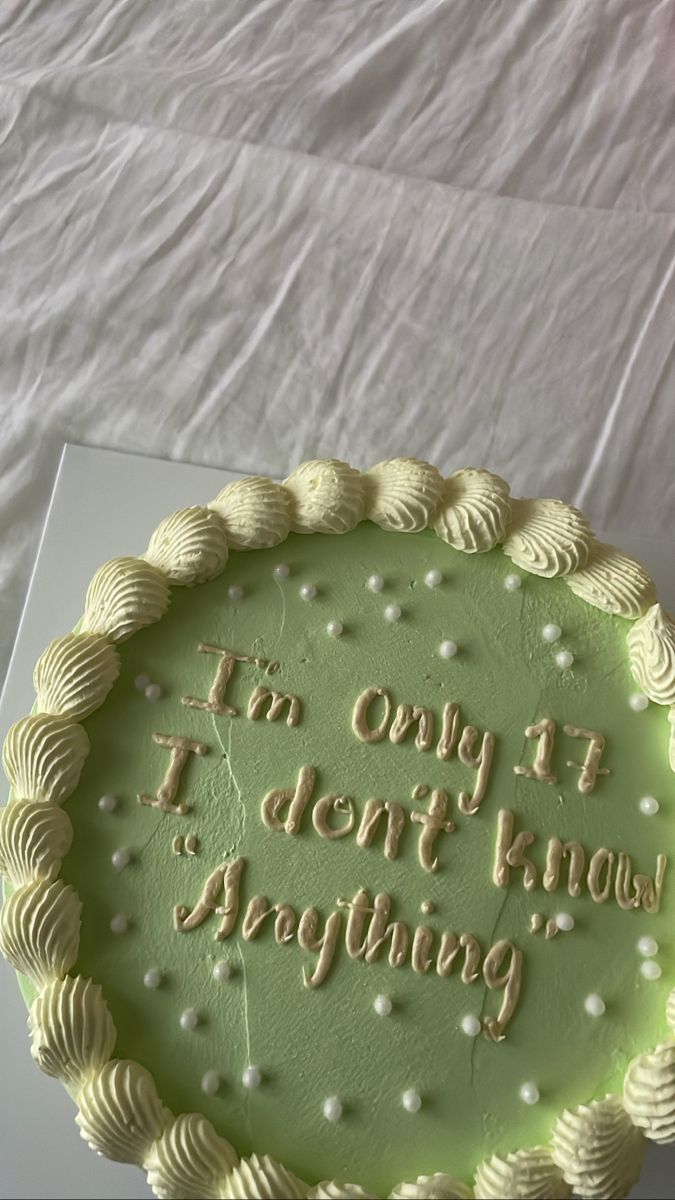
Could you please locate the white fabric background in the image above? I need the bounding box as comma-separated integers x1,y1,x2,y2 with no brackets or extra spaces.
1,0,675,680
0,3,674,1196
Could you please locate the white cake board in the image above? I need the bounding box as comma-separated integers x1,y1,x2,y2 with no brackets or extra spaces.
0,445,673,1200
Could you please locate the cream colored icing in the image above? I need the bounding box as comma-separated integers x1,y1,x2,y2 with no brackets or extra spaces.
364,458,443,533
623,1041,675,1144
434,468,511,554
3,714,89,806
33,632,121,719
627,604,675,706
503,498,592,577
76,1059,171,1164
285,459,365,534
28,974,115,1086
308,1184,377,1199
144,506,229,585
388,1174,473,1199
551,1095,645,1199
209,476,291,549
565,542,656,619
0,798,72,886
1,457,674,1200
669,708,675,772
473,1147,570,1199
81,557,170,642
145,1112,239,1199
0,878,81,987
667,990,675,1035
219,1153,309,1199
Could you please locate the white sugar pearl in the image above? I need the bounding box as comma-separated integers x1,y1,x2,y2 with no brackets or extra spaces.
322,1096,343,1122
368,574,384,592
374,994,392,1017
111,848,131,871
542,623,562,643
629,692,649,712
401,1089,422,1113
584,994,606,1017
143,969,162,989
242,1065,262,1089
384,604,401,622
300,583,317,601
273,564,290,581
555,912,575,932
134,674,151,691
212,961,232,983
639,795,659,816
439,640,458,658
519,1082,540,1105
228,584,244,602
179,1008,199,1031
327,621,343,638
110,914,128,934
504,574,522,591
201,1070,220,1096
461,1015,481,1037
637,936,659,958
641,960,662,981
555,650,574,670
98,794,118,813
425,569,442,588
144,683,162,702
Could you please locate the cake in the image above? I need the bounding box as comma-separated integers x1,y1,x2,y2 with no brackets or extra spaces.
2,458,675,1200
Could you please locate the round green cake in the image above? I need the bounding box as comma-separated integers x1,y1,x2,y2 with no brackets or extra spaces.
2,459,675,1200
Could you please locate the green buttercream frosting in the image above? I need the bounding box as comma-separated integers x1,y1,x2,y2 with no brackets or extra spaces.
54,526,673,1194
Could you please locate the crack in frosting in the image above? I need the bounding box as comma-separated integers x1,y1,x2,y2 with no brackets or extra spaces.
628,604,675,706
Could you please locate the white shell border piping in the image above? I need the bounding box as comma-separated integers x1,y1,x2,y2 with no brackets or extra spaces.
0,458,672,1200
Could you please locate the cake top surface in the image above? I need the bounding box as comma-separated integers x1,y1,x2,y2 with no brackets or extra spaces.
1,458,674,1200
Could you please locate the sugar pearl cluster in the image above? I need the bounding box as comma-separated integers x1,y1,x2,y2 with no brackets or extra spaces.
638,935,662,980
134,674,163,701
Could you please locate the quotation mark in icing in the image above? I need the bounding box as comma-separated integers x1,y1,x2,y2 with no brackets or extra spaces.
172,833,199,855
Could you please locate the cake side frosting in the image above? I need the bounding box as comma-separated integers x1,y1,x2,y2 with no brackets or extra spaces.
1,459,674,1200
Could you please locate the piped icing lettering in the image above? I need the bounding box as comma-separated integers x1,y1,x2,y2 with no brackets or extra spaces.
138,733,208,815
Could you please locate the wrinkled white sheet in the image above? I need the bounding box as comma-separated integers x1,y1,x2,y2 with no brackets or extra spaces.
1,0,675,682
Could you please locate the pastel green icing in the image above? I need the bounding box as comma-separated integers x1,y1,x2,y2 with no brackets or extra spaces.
49,526,673,1195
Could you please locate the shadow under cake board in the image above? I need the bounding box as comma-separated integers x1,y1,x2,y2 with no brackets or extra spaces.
0,444,673,1200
